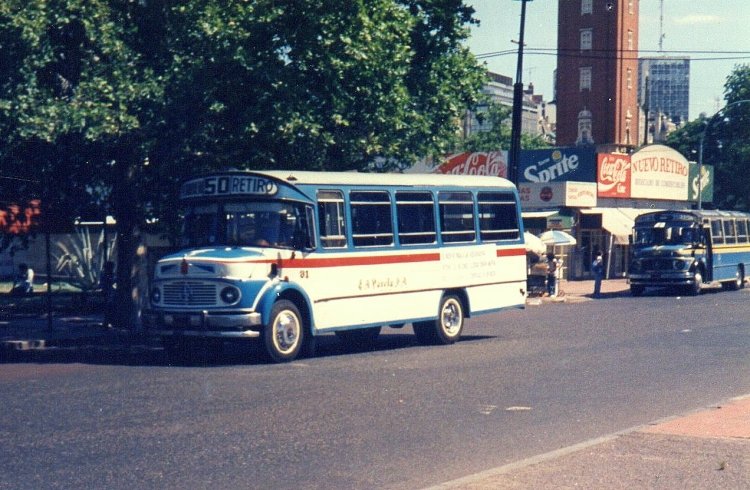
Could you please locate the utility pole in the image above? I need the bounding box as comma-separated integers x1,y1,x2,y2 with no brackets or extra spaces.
509,0,532,187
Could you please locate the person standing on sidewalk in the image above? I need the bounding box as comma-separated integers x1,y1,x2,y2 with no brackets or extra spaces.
546,252,559,297
592,252,604,298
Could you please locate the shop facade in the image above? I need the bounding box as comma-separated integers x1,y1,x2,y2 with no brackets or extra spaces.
419,145,714,280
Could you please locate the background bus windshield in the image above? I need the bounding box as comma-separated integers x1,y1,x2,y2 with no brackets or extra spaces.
633,222,699,247
180,201,310,248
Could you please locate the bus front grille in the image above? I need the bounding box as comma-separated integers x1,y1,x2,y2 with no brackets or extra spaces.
163,281,217,306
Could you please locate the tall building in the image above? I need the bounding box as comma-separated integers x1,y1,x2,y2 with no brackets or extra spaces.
556,0,640,151
464,72,543,139
639,57,690,138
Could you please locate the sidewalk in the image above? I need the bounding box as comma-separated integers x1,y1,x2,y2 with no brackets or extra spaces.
0,312,130,358
528,277,630,305
430,395,750,489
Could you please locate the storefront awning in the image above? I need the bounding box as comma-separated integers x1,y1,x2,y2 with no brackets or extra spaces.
579,208,638,245
522,211,558,218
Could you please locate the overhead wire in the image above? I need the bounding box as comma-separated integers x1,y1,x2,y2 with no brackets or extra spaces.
475,47,750,62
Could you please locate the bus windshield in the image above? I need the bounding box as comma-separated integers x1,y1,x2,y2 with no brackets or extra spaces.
633,222,700,247
181,200,312,249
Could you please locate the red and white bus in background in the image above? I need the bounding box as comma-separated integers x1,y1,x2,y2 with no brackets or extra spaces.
143,170,527,362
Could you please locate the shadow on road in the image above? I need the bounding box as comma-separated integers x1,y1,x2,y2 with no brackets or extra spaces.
1,332,497,367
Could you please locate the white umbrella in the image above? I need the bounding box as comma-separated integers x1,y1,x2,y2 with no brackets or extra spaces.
539,230,577,246
523,231,547,255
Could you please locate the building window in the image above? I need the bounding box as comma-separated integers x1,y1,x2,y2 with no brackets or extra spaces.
628,0,634,14
577,109,593,145
581,0,592,15
580,67,592,91
580,29,592,51
626,68,633,90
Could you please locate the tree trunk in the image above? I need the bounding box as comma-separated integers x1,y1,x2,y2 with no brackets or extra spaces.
111,151,141,331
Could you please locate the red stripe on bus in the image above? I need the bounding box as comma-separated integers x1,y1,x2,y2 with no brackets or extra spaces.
283,253,441,268
496,248,526,257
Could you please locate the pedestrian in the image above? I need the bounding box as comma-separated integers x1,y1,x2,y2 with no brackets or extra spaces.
592,252,604,298
11,263,34,296
100,261,116,327
546,252,559,297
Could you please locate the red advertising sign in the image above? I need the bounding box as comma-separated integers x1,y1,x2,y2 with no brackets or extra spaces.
435,151,508,177
0,199,42,235
597,153,631,198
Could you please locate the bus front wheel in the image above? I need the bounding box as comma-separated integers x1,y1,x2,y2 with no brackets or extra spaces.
263,300,304,363
414,294,464,345
688,269,703,296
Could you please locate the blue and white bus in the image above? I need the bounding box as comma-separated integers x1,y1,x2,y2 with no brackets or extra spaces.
144,170,527,362
628,209,750,296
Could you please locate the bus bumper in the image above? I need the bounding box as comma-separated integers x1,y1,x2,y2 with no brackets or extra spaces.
142,309,262,338
628,272,694,287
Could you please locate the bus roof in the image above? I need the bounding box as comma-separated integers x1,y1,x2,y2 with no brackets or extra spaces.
635,209,750,224
256,170,517,190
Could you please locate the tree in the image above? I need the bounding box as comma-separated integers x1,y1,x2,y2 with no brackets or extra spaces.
666,64,750,211
0,0,486,328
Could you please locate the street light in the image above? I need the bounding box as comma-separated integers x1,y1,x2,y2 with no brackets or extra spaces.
508,0,533,187
697,99,750,209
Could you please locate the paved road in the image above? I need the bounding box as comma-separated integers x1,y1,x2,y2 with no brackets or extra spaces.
1,286,749,489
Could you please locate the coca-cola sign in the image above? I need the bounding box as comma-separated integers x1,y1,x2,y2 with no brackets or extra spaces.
436,151,508,177
597,153,631,198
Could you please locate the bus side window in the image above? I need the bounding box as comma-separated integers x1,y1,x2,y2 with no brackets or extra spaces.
438,191,476,243
477,192,520,242
711,219,724,245
738,219,749,243
396,191,436,245
723,219,737,244
317,190,347,248
350,191,393,247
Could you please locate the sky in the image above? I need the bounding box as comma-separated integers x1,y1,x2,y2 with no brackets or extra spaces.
465,0,750,119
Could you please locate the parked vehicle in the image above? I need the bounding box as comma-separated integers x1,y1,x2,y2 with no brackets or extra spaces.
143,170,527,362
628,210,750,296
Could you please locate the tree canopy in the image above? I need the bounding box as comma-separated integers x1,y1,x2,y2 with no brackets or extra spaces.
666,64,750,211
0,0,487,326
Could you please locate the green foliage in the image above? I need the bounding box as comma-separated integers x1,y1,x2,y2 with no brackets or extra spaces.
666,64,750,211
0,0,487,325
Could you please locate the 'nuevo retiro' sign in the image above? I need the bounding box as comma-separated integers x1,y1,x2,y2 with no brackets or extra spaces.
629,144,690,200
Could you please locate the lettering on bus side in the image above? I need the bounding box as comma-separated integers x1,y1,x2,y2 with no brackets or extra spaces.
180,175,278,199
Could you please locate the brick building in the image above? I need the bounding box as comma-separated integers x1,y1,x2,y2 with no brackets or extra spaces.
556,0,640,151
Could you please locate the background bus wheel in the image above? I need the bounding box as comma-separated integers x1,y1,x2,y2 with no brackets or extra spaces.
263,300,304,363
728,266,744,290
335,327,381,351
413,294,464,345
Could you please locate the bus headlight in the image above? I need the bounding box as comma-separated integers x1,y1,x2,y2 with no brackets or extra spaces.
673,260,687,271
150,287,162,304
220,286,241,305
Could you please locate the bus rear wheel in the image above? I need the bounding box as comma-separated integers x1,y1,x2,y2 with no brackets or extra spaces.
413,294,464,345
263,300,304,363
728,266,745,290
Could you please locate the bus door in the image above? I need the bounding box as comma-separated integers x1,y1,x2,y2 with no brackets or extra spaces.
703,225,714,281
